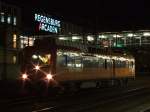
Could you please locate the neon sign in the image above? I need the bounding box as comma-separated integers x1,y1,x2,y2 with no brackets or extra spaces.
35,14,61,33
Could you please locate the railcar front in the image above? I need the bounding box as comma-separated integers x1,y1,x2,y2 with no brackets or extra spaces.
20,46,56,84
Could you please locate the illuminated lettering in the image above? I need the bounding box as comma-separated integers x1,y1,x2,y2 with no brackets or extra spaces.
35,14,38,21
39,23,58,33
35,13,60,33
51,18,54,25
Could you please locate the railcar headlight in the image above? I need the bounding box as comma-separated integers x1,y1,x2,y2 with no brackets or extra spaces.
22,73,28,80
35,65,40,70
46,74,53,80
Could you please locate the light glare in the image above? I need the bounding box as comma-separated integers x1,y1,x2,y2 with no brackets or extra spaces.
46,74,53,80
87,36,94,41
35,65,40,70
143,32,150,36
22,74,28,80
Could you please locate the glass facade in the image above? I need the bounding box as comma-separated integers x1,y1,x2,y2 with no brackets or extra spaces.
13,34,17,48
0,12,4,23
13,17,16,25
55,30,150,49
13,55,16,64
7,15,11,24
0,1,20,68
20,36,35,48
0,13,17,26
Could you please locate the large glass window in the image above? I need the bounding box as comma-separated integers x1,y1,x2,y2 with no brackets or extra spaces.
20,36,35,48
13,17,16,25
98,34,110,47
13,34,17,48
7,15,11,24
0,12,5,23
13,55,16,64
87,35,95,44
72,36,83,43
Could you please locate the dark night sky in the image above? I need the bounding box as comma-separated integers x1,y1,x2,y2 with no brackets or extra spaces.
3,0,150,32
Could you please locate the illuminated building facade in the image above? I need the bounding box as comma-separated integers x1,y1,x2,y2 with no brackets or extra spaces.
0,2,86,80
0,1,21,79
20,12,84,49
54,30,150,48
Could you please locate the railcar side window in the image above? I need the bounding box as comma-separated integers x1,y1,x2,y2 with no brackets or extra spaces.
66,55,74,67
115,60,126,68
129,61,134,69
106,59,113,68
57,54,67,67
74,57,82,68
57,51,83,68
83,56,99,68
83,58,91,68
115,60,119,68
104,59,107,69
121,61,126,67
99,58,105,68
67,56,83,68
